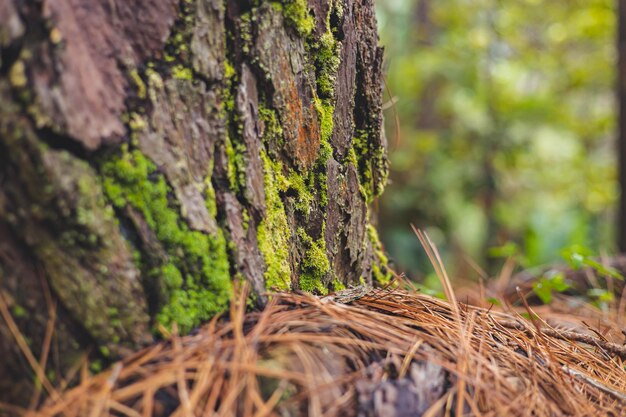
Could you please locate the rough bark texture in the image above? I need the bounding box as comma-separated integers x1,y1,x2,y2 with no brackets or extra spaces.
0,0,389,405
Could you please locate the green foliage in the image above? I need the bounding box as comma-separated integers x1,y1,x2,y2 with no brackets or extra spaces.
486,297,502,306
561,244,623,280
587,287,614,310
532,272,570,304
377,0,617,276
560,244,619,310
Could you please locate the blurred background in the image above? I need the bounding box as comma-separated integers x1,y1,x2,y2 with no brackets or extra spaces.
375,0,617,283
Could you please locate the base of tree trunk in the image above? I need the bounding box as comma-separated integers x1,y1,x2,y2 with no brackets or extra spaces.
1,0,390,405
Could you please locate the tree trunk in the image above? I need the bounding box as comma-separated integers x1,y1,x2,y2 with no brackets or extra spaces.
0,0,389,406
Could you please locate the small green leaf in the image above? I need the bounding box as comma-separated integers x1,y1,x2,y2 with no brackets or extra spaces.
486,297,502,306
561,245,593,270
587,288,614,303
548,272,570,292
533,280,553,304
583,259,624,280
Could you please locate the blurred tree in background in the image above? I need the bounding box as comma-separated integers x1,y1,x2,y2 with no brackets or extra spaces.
376,0,617,280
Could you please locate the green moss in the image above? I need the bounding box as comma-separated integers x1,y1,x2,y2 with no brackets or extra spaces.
224,59,236,80
308,17,339,211
297,227,330,294
164,0,195,66
129,70,146,99
317,171,328,208
313,97,334,155
371,263,390,285
366,224,392,285
128,113,146,132
309,98,333,211
279,0,315,37
171,65,193,80
239,12,253,55
332,279,346,291
100,146,232,333
313,32,341,100
222,60,236,115
311,98,333,211
258,105,316,216
223,133,247,193
147,0,204,84
221,58,247,196
308,6,339,155
204,166,217,218
346,146,370,201
259,104,284,149
287,171,314,215
333,0,344,19
242,207,250,231
145,69,164,103
90,360,103,374
351,130,388,203
258,152,291,291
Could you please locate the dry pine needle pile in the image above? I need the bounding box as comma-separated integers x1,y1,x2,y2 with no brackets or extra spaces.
7,282,626,417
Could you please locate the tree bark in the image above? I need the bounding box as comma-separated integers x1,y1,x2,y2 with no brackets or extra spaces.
0,0,389,406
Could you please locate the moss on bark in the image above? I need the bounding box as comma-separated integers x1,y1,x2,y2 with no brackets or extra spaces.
258,151,292,291
100,146,232,332
0,0,390,403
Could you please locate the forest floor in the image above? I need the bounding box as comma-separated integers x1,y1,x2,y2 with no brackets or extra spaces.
6,239,626,417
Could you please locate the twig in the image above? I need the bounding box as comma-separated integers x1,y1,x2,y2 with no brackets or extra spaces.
499,320,626,360
562,366,626,403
